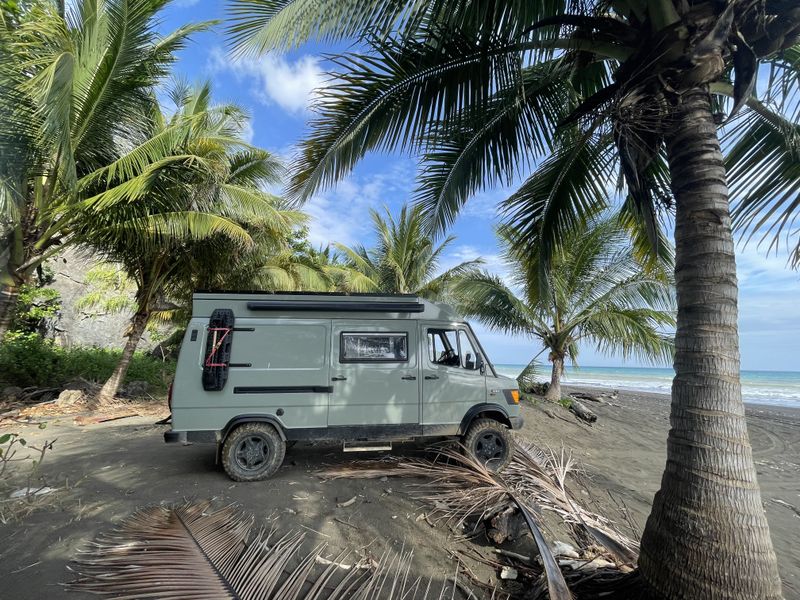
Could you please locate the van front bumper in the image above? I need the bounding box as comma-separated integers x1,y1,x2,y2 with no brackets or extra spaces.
510,416,524,430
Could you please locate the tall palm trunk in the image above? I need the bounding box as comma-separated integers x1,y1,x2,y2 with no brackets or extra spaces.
544,354,563,402
638,90,781,598
97,311,149,406
0,284,21,339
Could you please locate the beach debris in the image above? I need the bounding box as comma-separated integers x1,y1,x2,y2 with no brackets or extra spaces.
551,541,580,559
67,501,474,599
314,556,372,570
569,399,597,423
558,557,616,571
10,486,55,498
494,548,533,564
487,505,527,544
336,495,357,508
569,392,603,403
499,566,519,580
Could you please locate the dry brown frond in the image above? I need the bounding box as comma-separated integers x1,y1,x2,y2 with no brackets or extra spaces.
67,500,474,599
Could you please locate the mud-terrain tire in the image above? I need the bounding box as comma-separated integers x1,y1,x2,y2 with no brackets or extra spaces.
222,423,285,482
463,418,512,472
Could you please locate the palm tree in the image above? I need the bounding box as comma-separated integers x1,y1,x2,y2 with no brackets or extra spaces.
225,1,800,596
454,218,675,402
79,83,298,404
335,204,481,297
0,0,211,338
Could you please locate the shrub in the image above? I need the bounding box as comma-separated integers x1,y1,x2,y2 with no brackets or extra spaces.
0,333,175,392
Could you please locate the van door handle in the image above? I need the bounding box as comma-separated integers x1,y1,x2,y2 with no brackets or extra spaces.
331,376,347,381
401,375,417,381
424,375,439,380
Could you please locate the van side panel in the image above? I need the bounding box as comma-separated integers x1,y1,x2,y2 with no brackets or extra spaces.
327,320,420,426
171,318,330,433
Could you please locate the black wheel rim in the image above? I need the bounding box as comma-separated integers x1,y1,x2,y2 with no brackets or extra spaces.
473,432,505,465
234,435,270,471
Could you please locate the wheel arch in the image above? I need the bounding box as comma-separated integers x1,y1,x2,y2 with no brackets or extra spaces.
221,415,287,443
458,403,512,435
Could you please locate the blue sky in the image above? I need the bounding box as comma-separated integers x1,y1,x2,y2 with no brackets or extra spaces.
158,2,800,372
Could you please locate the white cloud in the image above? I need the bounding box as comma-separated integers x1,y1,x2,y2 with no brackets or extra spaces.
300,160,417,247
208,47,325,115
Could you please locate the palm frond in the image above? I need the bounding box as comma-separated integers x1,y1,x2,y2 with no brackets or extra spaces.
69,500,472,599
726,103,800,265
502,131,617,284
287,33,525,201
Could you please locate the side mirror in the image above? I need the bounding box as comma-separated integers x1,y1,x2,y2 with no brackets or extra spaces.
476,353,485,374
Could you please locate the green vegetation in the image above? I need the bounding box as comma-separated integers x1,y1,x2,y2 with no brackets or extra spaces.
334,204,481,298
0,332,174,391
453,217,675,402
0,0,214,337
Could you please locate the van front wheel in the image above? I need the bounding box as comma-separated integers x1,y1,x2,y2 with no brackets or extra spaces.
463,418,512,473
222,423,285,482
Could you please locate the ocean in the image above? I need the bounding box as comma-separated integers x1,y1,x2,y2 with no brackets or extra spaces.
493,364,800,409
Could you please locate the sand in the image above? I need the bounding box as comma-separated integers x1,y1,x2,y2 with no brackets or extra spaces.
523,386,800,598
0,389,798,598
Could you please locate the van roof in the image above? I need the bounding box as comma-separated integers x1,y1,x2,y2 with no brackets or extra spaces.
191,291,463,321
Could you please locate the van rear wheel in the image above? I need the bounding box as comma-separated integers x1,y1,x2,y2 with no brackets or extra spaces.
222,423,285,482
463,418,512,473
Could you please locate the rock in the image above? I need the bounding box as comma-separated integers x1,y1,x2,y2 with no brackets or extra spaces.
499,566,518,580
62,377,95,392
121,380,150,398
56,388,85,407
2,386,24,401
551,541,580,559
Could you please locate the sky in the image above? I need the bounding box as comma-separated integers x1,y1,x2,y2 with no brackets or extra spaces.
155,2,800,372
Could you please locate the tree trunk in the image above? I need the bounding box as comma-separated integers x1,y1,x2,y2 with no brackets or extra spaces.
544,355,563,402
638,90,782,598
97,312,149,406
0,284,20,339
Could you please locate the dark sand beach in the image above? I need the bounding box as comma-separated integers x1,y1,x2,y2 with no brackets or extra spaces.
1,389,798,598
523,386,800,598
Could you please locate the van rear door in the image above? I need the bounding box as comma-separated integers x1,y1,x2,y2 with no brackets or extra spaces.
328,321,420,426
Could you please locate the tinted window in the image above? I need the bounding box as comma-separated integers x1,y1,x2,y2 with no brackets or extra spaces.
341,332,408,362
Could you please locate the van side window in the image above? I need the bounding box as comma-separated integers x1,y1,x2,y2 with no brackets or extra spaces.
340,332,408,363
427,329,460,367
458,330,479,370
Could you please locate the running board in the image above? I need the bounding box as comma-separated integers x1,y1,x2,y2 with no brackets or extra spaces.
343,441,392,453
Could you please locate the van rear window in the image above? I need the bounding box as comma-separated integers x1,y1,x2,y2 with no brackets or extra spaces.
340,332,408,363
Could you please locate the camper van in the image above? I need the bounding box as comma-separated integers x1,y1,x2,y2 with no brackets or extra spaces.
164,292,523,481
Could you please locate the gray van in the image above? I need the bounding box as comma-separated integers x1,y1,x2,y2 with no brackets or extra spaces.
164,292,523,481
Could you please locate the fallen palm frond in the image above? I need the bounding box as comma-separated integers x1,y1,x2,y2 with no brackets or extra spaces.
67,501,473,599
316,436,639,598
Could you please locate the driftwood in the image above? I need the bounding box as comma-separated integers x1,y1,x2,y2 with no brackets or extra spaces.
569,392,603,403
569,399,597,423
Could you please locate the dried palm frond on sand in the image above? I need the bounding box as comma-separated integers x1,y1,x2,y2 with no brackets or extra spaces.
317,437,639,599
67,500,475,599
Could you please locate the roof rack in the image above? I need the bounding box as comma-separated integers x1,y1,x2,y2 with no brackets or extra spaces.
195,290,419,298
246,300,425,313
